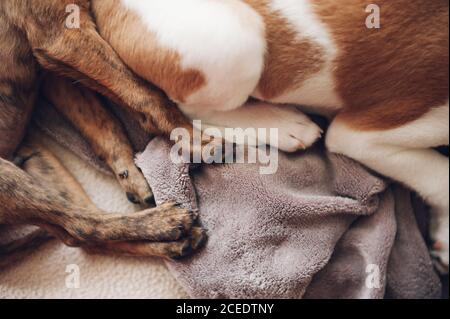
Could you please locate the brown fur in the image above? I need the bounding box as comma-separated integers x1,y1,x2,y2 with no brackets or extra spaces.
244,0,325,100
92,0,206,104
0,133,206,263
0,0,192,139
87,0,448,133
0,0,207,261
42,74,154,205
313,0,449,130
0,229,53,269
0,4,38,159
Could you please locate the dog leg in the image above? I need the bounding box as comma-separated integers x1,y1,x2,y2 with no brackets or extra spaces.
42,74,154,206
0,155,200,256
0,135,204,260
181,101,323,152
13,135,204,259
0,15,38,159
84,227,207,260
16,134,99,210
327,104,450,271
24,3,219,161
25,2,190,137
0,229,53,269
0,141,58,267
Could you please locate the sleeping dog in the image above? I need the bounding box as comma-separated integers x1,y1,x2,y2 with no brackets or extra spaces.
0,0,207,261
91,0,449,269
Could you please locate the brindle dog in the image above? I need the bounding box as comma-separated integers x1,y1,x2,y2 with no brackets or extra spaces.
0,0,207,262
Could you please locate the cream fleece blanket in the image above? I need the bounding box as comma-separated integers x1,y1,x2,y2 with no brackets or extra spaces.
0,133,187,299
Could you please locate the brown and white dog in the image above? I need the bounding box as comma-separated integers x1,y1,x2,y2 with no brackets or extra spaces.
91,0,449,267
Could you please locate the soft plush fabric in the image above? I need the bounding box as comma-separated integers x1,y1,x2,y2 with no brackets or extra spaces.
136,138,441,299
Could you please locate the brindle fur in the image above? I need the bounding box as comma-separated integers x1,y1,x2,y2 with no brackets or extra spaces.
41,73,154,206
0,133,206,263
0,0,206,262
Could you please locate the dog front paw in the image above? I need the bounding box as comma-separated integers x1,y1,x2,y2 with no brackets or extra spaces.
278,119,323,152
272,106,323,152
167,227,208,260
143,202,198,242
115,165,155,207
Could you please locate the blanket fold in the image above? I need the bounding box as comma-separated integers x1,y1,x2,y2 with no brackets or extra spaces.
135,138,441,299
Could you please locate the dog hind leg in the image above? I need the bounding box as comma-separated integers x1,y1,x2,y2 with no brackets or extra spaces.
1,134,204,261
22,135,205,259
0,16,38,159
41,74,154,206
25,3,190,137
0,228,53,269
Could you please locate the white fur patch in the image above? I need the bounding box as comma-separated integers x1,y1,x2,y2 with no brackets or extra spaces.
253,0,343,110
195,102,323,152
122,0,266,112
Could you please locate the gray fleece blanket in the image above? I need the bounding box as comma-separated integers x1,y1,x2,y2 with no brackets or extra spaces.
30,100,441,299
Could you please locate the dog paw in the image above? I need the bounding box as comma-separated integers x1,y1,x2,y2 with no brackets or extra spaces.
278,120,323,152
69,202,197,243
116,165,154,207
270,106,323,152
174,131,230,165
199,134,228,164
83,226,207,259
143,202,198,241
168,227,208,260
219,104,323,153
